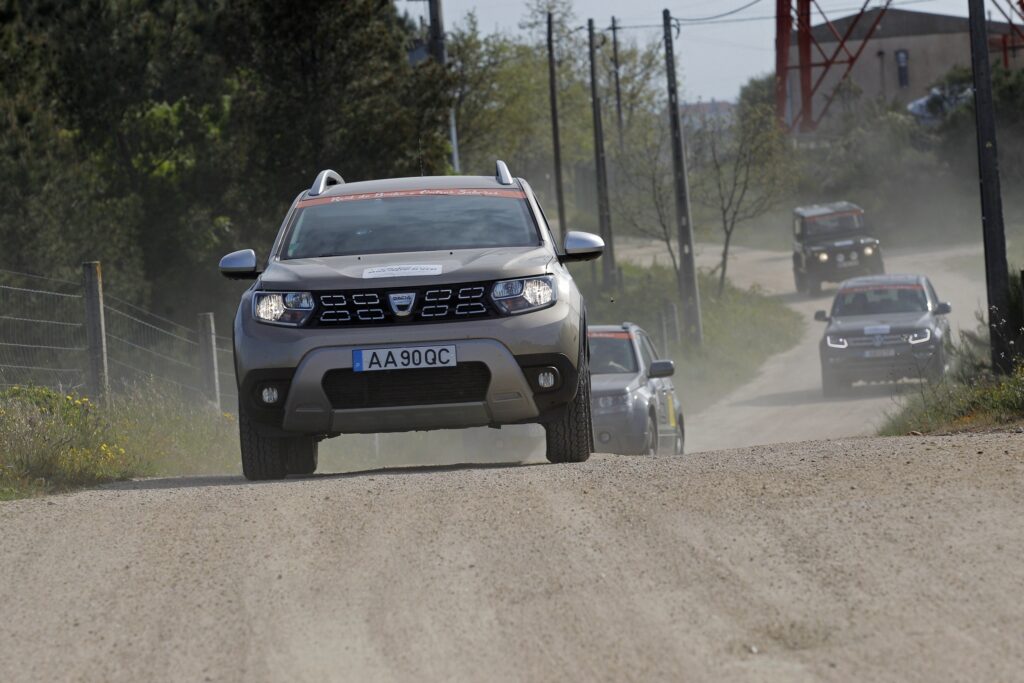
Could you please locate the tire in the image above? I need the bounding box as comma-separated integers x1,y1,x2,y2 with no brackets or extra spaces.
794,269,805,293
238,403,288,481
286,438,319,476
673,417,685,455
544,352,594,464
643,414,658,456
807,275,822,297
822,368,848,398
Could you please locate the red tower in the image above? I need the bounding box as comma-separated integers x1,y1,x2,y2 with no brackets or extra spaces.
775,0,893,132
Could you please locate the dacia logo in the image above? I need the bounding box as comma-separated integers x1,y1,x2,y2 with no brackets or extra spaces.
388,292,417,317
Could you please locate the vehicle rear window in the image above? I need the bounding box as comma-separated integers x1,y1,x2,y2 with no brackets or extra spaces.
282,191,540,259
832,285,928,316
804,212,863,237
589,334,639,374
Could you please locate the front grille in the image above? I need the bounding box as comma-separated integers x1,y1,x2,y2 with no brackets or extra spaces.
847,334,906,348
313,282,497,326
322,363,491,409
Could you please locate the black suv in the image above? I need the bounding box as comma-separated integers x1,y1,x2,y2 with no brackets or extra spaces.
793,202,884,296
815,274,951,396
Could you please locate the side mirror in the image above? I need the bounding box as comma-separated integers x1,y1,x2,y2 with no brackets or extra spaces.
935,302,952,315
219,249,259,280
814,310,830,322
648,359,675,379
562,231,604,262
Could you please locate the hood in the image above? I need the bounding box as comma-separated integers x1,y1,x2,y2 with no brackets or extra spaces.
827,311,932,336
258,246,554,290
590,372,642,396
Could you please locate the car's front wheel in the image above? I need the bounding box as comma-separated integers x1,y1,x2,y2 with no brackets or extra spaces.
544,354,594,464
822,367,849,398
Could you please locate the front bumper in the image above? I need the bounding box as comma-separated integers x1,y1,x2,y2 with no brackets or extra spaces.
591,406,648,455
234,296,582,435
821,344,941,381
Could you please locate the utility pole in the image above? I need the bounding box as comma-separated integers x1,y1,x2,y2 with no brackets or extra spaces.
426,0,461,172
662,9,703,346
547,12,568,243
968,0,1013,374
611,16,625,148
588,18,615,288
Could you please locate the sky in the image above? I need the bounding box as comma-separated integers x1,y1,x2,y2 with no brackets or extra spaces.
403,0,976,101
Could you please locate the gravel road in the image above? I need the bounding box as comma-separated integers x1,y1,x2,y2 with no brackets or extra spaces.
620,240,989,452
2,433,1022,682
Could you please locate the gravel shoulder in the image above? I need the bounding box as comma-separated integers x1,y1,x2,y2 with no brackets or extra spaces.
1,432,1022,682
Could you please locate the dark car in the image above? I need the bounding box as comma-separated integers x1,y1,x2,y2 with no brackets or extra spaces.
588,323,684,455
793,202,884,296
815,274,952,396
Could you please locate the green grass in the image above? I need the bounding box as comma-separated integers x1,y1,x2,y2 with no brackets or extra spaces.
0,383,238,499
574,262,804,414
879,368,1024,435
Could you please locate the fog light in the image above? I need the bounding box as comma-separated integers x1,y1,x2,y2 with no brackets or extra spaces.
261,386,280,405
538,370,556,389
599,432,611,444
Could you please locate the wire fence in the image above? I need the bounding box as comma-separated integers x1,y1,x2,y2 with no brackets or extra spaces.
0,264,235,410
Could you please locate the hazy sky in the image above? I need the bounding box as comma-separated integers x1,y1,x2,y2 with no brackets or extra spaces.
404,0,975,101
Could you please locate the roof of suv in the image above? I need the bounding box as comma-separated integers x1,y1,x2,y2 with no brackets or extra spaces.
794,201,863,218
308,174,519,199
839,274,925,289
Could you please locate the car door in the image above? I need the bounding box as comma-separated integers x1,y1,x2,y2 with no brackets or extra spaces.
636,332,673,445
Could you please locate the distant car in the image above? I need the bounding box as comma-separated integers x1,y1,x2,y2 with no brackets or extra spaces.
815,274,952,396
792,202,884,296
588,323,684,455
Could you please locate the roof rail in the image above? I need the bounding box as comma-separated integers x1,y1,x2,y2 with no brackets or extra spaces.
308,169,345,197
495,160,514,186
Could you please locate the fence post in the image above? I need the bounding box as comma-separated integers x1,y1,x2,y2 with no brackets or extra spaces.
82,262,109,402
197,312,220,411
659,311,670,355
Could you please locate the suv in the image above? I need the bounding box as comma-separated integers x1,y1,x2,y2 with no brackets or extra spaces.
219,162,604,480
589,324,684,455
793,202,884,296
815,274,951,396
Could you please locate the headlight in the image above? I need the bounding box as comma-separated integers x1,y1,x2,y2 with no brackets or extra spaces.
826,335,848,349
817,252,829,263
907,328,932,345
596,394,630,411
253,291,315,326
863,246,875,256
491,276,556,315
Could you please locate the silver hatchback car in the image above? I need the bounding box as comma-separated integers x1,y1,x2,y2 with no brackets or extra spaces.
220,162,604,479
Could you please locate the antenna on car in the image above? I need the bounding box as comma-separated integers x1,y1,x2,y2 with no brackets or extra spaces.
495,160,514,186
308,170,345,197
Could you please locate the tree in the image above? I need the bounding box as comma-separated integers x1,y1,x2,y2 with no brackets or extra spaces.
690,103,793,296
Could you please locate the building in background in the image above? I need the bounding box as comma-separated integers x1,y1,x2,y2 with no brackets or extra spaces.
786,8,1021,129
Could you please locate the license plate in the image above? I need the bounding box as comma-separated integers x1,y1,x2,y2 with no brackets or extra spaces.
864,348,896,359
352,345,456,372
837,261,858,268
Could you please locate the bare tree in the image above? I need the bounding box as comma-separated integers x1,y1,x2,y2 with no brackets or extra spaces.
612,124,679,278
691,103,793,296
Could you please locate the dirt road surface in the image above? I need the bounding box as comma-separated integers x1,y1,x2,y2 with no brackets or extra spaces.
619,240,988,452
1,433,1022,682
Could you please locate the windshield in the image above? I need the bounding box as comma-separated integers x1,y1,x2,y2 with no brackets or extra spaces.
832,285,928,316
589,333,639,374
803,212,864,238
282,190,540,259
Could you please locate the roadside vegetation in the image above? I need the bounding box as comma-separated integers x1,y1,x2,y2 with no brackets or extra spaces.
881,272,1024,435
0,384,237,500
576,263,804,413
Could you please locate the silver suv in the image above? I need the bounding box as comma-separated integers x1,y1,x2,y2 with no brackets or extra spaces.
220,162,604,480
